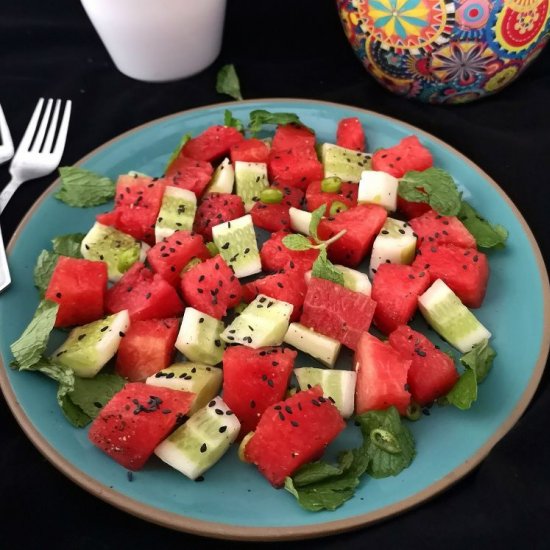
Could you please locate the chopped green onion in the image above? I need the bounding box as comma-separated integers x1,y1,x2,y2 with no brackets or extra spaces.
321,177,342,193
206,242,219,257
406,402,422,421
369,428,402,454
260,188,284,204
329,201,348,216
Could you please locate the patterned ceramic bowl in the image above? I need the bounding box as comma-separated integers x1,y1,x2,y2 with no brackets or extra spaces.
337,0,550,103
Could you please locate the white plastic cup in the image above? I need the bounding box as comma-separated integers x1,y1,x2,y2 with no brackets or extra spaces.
80,0,227,82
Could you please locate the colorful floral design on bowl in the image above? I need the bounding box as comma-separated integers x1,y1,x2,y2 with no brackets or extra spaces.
337,0,550,103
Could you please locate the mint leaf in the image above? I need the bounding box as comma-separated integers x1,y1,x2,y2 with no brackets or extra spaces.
460,339,496,384
33,250,59,295
311,248,345,286
10,300,58,371
284,448,369,512
51,233,85,258
248,110,311,136
216,64,243,101
117,246,140,273
445,368,477,410
164,133,192,172
356,407,415,478
60,395,91,428
458,201,508,249
224,109,244,132
282,234,313,251
55,167,115,208
68,373,125,420
309,204,325,243
399,168,461,216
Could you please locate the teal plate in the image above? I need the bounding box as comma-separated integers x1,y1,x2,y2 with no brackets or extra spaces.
0,100,548,540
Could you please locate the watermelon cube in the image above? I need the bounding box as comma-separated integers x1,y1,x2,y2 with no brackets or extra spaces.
336,117,366,152
409,209,477,249
193,193,245,241
305,180,358,213
161,156,214,197
244,386,345,487
175,125,244,163
45,256,107,327
372,135,433,178
222,345,296,437
115,318,180,381
300,277,377,351
230,138,270,164
88,382,195,470
260,230,319,273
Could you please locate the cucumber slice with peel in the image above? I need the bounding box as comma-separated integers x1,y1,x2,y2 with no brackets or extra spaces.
146,362,222,413
358,170,399,211
294,367,357,418
234,161,269,212
154,186,196,243
212,214,261,278
418,279,491,353
283,322,341,367
369,217,417,278
221,294,293,348
321,143,372,183
305,265,371,296
81,222,148,282
52,310,130,378
154,396,240,480
175,307,225,365
205,158,234,194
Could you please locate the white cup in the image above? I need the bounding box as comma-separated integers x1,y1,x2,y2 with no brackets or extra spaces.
81,0,227,82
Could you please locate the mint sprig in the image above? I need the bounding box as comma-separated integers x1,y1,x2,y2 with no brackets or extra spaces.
398,167,462,216
458,201,508,249
282,205,345,285
55,167,115,208
216,64,243,101
51,233,85,258
33,250,59,296
248,109,312,136
224,109,245,133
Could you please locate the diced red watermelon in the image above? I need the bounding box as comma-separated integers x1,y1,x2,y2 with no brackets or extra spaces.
115,318,179,381
371,264,432,335
173,125,244,163
372,135,433,178
113,175,166,244
230,138,270,164
193,193,245,241
162,157,214,196
244,386,345,487
318,204,387,267
355,332,411,415
243,269,307,321
45,257,107,328
412,243,489,308
260,230,319,273
305,180,358,213
271,123,316,151
180,255,242,319
397,195,432,220
389,325,459,406
250,184,304,233
105,262,184,321
300,277,377,350
268,147,324,190
147,230,210,287
222,346,296,437
96,210,120,226
336,117,366,152
409,209,477,249
88,382,195,470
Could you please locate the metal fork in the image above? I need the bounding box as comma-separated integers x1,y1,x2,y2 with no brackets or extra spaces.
0,98,72,292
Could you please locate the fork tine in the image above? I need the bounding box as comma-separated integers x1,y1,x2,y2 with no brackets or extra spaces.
30,98,53,153
16,98,44,154
0,104,13,152
42,99,61,153
52,100,72,159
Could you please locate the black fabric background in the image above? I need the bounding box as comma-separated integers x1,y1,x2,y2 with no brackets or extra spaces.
0,1,549,548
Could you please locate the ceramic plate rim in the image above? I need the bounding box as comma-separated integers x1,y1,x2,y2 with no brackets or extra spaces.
1,99,549,541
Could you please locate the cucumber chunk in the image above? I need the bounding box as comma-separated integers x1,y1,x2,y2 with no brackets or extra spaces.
418,279,492,353
358,170,399,211
221,294,293,348
52,310,130,378
305,265,372,296
155,186,196,243
146,362,223,413
205,158,234,194
294,367,357,418
175,307,226,365
154,396,240,480
234,161,269,212
289,207,313,235
321,143,372,183
211,214,261,278
283,322,341,367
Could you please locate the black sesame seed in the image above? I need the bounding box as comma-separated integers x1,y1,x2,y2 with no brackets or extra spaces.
200,443,207,453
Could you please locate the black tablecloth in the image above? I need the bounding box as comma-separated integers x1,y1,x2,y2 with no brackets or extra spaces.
1,1,549,547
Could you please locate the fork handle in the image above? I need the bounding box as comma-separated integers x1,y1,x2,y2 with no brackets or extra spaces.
0,224,11,292
0,175,23,215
